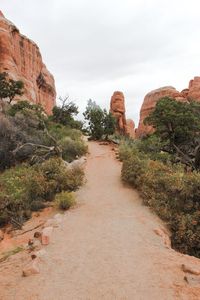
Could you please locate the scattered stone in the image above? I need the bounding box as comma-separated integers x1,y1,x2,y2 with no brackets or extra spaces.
34,231,42,239
182,264,200,275
68,157,87,169
31,254,37,260
22,258,40,277
34,249,48,263
42,226,53,245
153,228,171,248
44,218,58,228
35,249,47,258
54,213,63,221
27,238,42,252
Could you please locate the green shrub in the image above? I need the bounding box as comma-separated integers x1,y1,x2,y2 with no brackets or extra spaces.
121,154,146,188
0,157,85,227
38,157,85,193
120,141,200,258
171,211,200,257
55,192,76,210
0,164,47,226
59,137,87,162
47,123,82,141
30,200,46,211
63,166,85,191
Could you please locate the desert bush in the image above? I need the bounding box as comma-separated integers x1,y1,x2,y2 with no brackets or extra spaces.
30,200,46,211
0,164,47,226
120,140,200,258
0,109,49,170
63,166,85,191
37,157,85,192
55,192,76,210
47,122,82,141
121,154,147,188
137,135,172,164
59,137,88,162
0,157,85,227
170,211,200,257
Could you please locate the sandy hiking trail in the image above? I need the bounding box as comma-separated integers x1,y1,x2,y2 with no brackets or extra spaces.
1,141,200,300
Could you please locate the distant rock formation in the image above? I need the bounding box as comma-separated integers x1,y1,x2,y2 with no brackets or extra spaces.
136,86,182,137
110,91,136,138
188,76,200,101
126,119,135,139
0,11,56,114
136,78,200,138
110,91,127,134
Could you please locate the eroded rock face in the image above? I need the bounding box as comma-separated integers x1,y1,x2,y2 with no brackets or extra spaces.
110,91,127,134
110,91,136,138
136,76,200,137
126,119,135,139
0,12,56,114
188,77,200,101
136,86,185,137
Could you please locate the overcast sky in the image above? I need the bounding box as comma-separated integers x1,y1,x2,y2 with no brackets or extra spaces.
1,0,200,125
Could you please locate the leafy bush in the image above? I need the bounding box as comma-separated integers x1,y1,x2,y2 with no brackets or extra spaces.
38,157,85,192
30,200,46,211
119,141,200,258
0,165,47,226
55,192,76,210
121,154,147,188
0,72,24,103
59,137,87,162
0,158,85,227
51,97,79,127
63,166,85,191
144,97,200,170
83,99,116,140
47,122,82,141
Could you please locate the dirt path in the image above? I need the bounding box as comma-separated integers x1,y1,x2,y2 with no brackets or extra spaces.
1,142,200,299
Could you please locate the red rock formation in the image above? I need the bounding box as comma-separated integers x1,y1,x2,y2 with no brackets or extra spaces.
188,77,200,101
0,12,56,114
126,119,135,139
136,86,186,137
110,91,127,134
110,91,136,138
136,77,200,137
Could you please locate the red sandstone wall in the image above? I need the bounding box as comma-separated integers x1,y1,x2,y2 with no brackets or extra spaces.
0,11,56,114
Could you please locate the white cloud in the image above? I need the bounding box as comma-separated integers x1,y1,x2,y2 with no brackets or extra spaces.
1,0,200,125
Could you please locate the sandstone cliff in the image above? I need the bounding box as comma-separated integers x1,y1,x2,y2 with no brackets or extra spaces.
0,11,56,114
